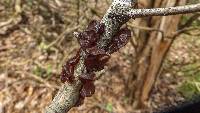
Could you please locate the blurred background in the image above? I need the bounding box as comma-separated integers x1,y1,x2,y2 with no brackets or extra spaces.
0,0,200,113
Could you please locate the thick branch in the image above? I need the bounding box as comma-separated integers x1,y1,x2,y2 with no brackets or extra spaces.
45,1,134,113
45,1,200,113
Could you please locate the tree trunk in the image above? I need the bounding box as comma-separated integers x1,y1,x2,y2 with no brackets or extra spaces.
126,0,187,108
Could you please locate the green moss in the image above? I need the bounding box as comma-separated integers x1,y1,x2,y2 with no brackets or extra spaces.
106,103,113,113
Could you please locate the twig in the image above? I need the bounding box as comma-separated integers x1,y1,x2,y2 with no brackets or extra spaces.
47,26,80,48
179,13,200,29
128,24,165,39
15,0,22,14
172,26,200,38
0,19,13,28
16,71,59,90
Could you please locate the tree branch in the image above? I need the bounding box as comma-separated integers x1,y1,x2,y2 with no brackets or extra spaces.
45,1,200,113
113,3,200,18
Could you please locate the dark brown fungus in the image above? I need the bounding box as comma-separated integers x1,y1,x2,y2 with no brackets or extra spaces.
77,30,100,49
87,20,105,34
74,95,85,107
106,27,131,54
76,21,105,49
60,20,131,107
80,81,95,97
84,53,110,72
79,72,95,83
60,49,81,83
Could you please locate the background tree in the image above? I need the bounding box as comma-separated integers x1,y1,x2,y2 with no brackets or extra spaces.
127,0,187,108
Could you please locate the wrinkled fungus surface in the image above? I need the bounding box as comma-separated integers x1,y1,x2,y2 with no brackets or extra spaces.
77,20,105,49
60,49,80,83
60,20,131,107
106,27,131,54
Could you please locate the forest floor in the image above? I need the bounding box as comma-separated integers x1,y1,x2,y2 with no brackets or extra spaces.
1,28,200,113
0,1,200,113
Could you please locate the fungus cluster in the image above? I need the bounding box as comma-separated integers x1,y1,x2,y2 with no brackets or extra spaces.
60,20,131,106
